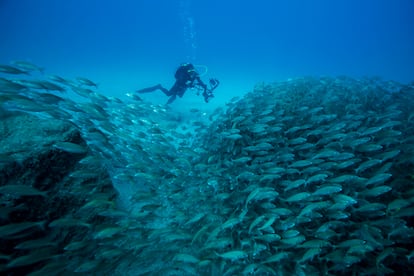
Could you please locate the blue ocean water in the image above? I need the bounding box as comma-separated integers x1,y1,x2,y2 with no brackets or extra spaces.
1,0,413,110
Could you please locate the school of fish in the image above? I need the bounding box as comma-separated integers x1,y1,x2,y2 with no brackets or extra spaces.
0,61,414,275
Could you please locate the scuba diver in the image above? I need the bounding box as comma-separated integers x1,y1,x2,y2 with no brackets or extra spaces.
136,63,219,104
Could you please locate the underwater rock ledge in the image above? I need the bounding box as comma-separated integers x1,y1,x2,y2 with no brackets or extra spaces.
0,112,116,275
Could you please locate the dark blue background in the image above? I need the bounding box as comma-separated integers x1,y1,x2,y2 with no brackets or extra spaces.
1,0,413,108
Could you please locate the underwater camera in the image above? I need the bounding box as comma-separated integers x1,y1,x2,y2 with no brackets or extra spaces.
209,78,220,91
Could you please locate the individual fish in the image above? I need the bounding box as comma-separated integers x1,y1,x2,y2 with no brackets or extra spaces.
387,199,411,214
265,167,286,174
283,179,306,192
93,227,123,239
249,215,266,234
298,248,322,263
69,168,101,179
80,199,115,210
259,173,282,182
289,137,307,145
202,238,233,251
359,185,392,197
76,77,98,87
48,217,91,228
261,252,290,264
282,229,300,239
354,159,382,174
267,125,283,133
285,192,311,203
17,79,65,92
378,149,401,163
268,208,293,217
48,74,74,86
329,174,366,184
290,160,313,168
345,137,371,148
231,156,252,164
245,187,279,207
242,263,260,275
0,221,45,238
11,60,44,73
359,126,384,136
306,128,325,136
14,238,56,250
308,106,324,114
312,185,342,196
365,173,392,186
306,173,328,185
173,253,200,264
0,253,11,261
4,97,54,112
0,64,29,75
74,260,101,273
223,133,243,140
249,124,268,134
332,194,357,206
294,142,315,151
53,141,87,154
215,250,248,260
329,152,355,161
298,201,330,217
258,115,276,123
285,126,302,135
274,217,297,231
64,240,90,251
279,235,306,246
355,203,387,212
298,239,331,248
347,244,375,255
248,142,273,151
191,224,211,244
6,248,55,268
311,114,337,123
337,239,367,248
221,217,242,230
255,233,282,243
0,184,47,198
71,86,94,98
336,159,360,169
0,77,27,91
312,150,340,159
375,247,395,267
184,212,206,226
258,216,277,231
95,248,124,259
35,92,66,105
276,153,295,162
356,143,383,153
163,232,192,242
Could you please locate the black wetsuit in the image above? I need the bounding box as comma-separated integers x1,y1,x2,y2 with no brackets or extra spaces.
137,63,207,104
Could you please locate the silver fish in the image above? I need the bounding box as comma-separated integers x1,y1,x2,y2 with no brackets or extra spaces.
0,64,29,74
0,184,47,198
53,141,87,154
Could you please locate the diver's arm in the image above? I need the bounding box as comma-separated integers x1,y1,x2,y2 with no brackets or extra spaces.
195,76,207,90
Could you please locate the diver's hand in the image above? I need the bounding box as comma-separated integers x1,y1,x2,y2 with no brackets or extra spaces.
203,89,214,103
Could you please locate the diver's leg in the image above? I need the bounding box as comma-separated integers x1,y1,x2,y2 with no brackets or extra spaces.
177,88,186,98
166,82,180,97
166,94,177,104
158,86,170,96
136,84,163,93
